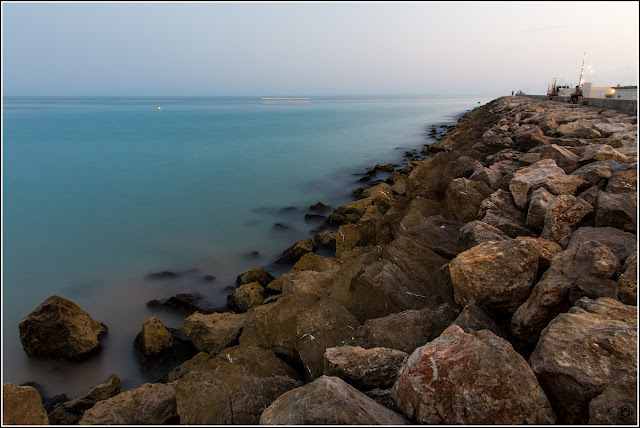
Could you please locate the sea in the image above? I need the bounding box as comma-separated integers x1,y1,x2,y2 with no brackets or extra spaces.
2,95,494,398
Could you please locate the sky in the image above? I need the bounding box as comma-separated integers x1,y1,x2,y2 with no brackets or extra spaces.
1,1,638,97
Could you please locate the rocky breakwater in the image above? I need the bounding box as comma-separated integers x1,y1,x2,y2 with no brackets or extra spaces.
5,96,637,425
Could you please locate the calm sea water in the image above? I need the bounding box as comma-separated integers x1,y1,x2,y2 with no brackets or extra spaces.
2,95,492,397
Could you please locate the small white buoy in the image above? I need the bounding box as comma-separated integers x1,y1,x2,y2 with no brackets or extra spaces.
157,106,161,111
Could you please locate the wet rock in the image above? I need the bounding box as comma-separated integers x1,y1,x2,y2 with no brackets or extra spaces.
392,325,555,424
174,357,302,425
147,293,218,315
179,312,246,355
509,159,587,211
526,187,557,229
304,213,326,223
275,238,318,264
236,267,274,287
352,304,459,354
567,226,637,262
309,201,331,213
227,282,266,312
260,376,409,425
458,220,510,251
511,240,620,345
594,191,637,232
540,195,593,248
618,251,637,305
19,295,108,360
48,375,121,425
323,346,408,390
375,163,395,172
450,237,541,312
134,316,196,368
2,384,49,425
79,382,178,425
145,271,177,280
588,374,637,425
529,297,637,424
272,222,292,231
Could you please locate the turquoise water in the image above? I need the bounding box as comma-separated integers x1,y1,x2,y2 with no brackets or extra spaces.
2,95,491,397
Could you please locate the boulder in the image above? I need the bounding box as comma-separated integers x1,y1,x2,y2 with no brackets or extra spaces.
2,384,49,425
514,125,549,150
79,383,178,425
134,316,196,368
275,238,318,264
554,121,602,139
526,187,557,229
178,312,246,355
236,267,274,287
314,230,336,248
450,238,541,312
174,358,302,425
352,304,459,354
594,191,637,233
606,168,637,194
534,143,581,173
392,325,555,424
567,226,637,262
215,345,303,380
19,295,108,360
570,159,631,188
579,144,630,165
442,178,493,222
450,303,508,339
48,375,121,425
259,376,409,425
529,297,637,424
511,240,620,345
227,282,266,312
158,352,212,383
588,374,637,425
457,220,510,251
469,165,503,189
540,195,593,248
618,251,637,305
592,121,635,137
323,346,408,390
477,189,535,238
509,159,587,211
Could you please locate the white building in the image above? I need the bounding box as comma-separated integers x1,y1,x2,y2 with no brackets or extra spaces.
611,85,637,100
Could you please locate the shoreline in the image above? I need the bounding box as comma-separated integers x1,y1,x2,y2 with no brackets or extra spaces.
5,96,637,425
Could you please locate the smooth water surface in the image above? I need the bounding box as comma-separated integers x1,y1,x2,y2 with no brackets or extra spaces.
2,95,492,397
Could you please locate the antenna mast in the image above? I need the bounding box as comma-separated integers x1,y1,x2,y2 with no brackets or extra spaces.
578,52,586,86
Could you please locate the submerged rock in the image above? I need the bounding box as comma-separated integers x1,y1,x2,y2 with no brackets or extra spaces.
236,267,274,287
19,295,108,360
275,238,318,264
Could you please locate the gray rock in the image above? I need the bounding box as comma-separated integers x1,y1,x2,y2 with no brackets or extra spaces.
594,190,637,232
323,346,408,390
392,325,555,424
458,220,510,251
450,303,507,339
570,159,631,188
529,297,637,424
567,226,637,261
259,376,410,425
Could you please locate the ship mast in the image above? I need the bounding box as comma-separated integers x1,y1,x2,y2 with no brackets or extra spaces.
578,52,586,87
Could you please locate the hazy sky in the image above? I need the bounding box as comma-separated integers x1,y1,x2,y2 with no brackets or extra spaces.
2,1,638,96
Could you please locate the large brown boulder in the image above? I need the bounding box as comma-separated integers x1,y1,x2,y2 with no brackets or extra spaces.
48,374,120,425
477,189,535,238
606,168,637,194
579,144,630,164
441,178,492,222
392,325,555,424
567,226,637,261
540,195,593,248
3,384,49,425
323,346,408,390
259,376,409,425
178,312,246,355
509,159,587,211
19,295,108,360
511,240,620,345
450,238,541,312
227,282,266,312
79,382,178,425
570,159,631,188
534,143,581,173
588,374,637,425
529,297,637,424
